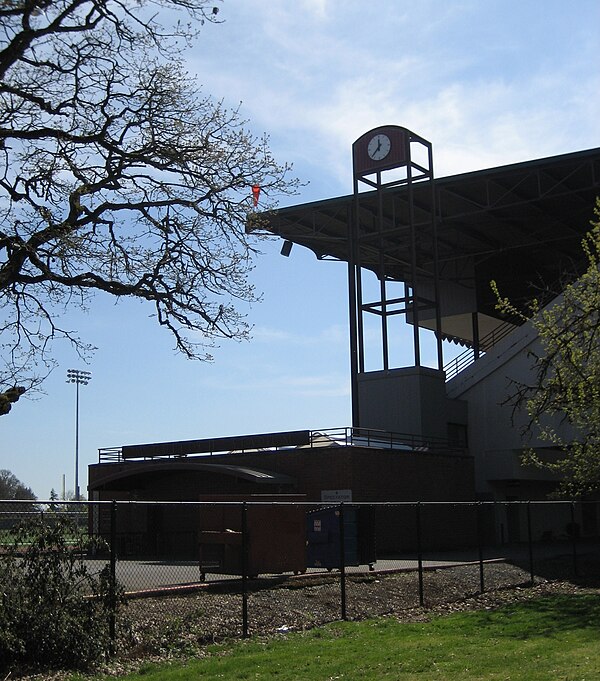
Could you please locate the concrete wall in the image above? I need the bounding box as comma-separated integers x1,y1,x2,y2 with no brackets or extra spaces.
357,366,467,440
446,297,571,499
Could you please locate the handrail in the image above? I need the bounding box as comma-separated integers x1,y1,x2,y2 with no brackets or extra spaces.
97,447,122,463
443,318,517,381
313,427,460,452
444,275,572,382
98,427,465,464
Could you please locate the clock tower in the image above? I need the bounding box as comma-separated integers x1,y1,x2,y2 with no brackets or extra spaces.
348,126,443,428
352,125,409,180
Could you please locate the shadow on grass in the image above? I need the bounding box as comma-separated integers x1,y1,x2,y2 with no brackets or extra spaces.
510,550,600,587
456,593,600,639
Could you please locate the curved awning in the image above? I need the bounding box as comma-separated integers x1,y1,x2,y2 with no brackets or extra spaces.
89,460,297,491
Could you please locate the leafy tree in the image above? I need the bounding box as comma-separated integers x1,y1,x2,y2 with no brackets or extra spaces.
0,0,298,408
0,468,36,499
493,198,600,497
0,516,120,672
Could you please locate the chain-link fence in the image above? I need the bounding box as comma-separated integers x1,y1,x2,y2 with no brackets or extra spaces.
1,499,599,655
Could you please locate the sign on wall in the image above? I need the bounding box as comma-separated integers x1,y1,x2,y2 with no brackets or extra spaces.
320,489,353,503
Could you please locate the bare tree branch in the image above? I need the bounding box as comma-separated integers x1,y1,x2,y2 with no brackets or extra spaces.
0,0,299,408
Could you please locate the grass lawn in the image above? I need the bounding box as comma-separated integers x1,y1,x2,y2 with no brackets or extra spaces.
84,593,600,680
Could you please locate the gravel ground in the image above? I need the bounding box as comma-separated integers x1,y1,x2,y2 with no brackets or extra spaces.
13,556,600,680
117,561,572,647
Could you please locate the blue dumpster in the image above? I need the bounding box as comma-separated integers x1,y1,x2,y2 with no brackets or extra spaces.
306,506,376,569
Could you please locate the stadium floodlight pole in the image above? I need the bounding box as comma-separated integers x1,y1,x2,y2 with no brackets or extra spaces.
66,369,92,501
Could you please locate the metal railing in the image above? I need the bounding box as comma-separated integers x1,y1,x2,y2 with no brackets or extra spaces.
443,277,571,382
313,427,464,453
98,427,465,463
443,318,518,381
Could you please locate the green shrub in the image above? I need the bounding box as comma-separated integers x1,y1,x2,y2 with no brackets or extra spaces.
0,515,120,672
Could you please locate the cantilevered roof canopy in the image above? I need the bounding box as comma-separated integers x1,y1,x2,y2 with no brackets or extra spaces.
259,147,600,318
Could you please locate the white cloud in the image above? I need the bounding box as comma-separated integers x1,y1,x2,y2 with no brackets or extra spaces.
300,0,329,21
190,1,599,196
198,368,350,398
251,323,348,347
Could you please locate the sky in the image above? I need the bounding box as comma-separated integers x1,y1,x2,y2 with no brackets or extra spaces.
2,0,600,499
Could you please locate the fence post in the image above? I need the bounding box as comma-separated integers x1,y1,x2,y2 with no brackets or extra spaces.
109,500,117,654
527,501,534,585
570,501,578,577
241,501,249,638
416,502,424,606
339,502,347,621
477,502,485,593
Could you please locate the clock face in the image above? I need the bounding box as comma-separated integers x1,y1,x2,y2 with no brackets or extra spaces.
367,133,391,161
